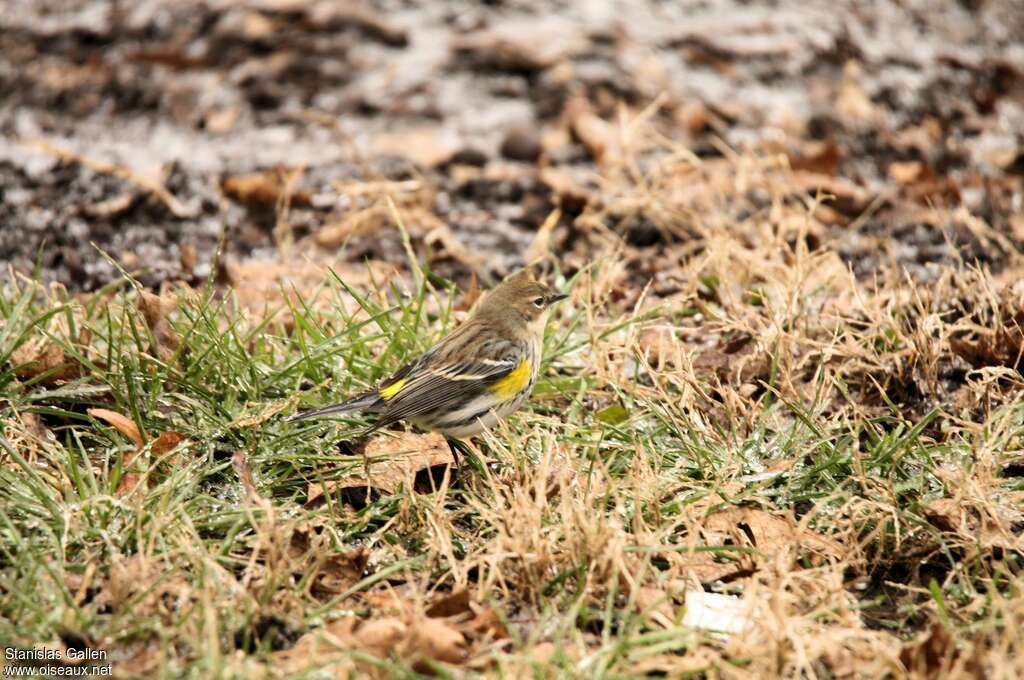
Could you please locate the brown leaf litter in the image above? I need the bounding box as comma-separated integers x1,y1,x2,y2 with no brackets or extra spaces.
96,553,196,625
136,289,182,363
538,166,595,214
451,27,575,74
312,202,396,249
900,623,986,678
289,524,369,599
273,614,466,676
273,586,507,676
637,327,771,395
87,408,145,447
452,272,481,312
663,494,844,585
86,408,190,494
950,294,1024,371
227,453,371,603
11,338,80,385
701,506,842,565
568,101,623,168
118,430,189,496
221,167,313,207
370,127,461,169
223,256,399,318
307,432,455,506
922,496,1024,554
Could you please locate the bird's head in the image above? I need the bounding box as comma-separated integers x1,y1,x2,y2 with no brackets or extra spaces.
476,268,567,325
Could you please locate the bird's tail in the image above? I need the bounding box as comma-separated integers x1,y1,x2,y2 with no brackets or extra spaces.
285,391,381,422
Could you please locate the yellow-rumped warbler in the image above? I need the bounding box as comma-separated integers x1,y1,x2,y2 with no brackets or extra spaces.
286,269,566,437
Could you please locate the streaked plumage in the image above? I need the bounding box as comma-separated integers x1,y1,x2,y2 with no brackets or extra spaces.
286,269,566,437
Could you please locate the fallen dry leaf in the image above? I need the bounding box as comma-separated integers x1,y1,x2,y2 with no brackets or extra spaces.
354,617,406,655
949,302,1024,371
836,60,881,124
786,171,872,216
538,166,593,215
524,208,561,264
702,506,842,565
311,548,369,597
899,623,971,677
137,290,181,363
223,256,397,318
116,430,187,495
453,273,481,313
273,616,359,676
221,168,312,207
308,432,455,504
569,106,622,167
922,497,1024,552
276,613,468,675
408,617,468,667
631,585,677,629
11,339,78,385
104,553,193,622
424,224,490,280
371,127,459,168
282,518,369,598
88,408,145,446
672,550,746,584
115,472,143,496
204,106,239,135
313,203,392,249
17,411,50,443
637,327,687,369
426,588,472,618
150,430,185,458
693,334,770,386
80,191,138,219
667,493,844,584
225,257,329,314
363,586,419,614
788,140,841,176
460,606,508,642
451,29,568,73
888,160,925,185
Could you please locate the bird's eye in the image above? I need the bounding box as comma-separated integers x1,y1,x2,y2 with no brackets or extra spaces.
533,297,545,308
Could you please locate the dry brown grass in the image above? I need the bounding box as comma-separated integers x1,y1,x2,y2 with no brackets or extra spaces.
2,115,1023,678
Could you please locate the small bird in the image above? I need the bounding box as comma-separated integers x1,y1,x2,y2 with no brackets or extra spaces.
286,269,567,438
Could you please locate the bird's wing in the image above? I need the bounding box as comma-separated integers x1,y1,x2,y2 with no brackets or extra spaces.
370,355,526,429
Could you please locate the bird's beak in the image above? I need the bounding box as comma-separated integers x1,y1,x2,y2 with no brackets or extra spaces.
549,293,568,304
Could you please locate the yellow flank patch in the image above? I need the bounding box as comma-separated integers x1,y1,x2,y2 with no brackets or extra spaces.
379,378,406,401
490,359,532,401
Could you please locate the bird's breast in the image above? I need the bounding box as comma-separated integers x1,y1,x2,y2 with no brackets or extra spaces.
490,357,534,401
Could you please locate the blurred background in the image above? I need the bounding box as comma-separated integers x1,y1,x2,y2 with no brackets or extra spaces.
2,0,1022,296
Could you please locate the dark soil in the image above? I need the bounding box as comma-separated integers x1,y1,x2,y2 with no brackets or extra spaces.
2,0,1022,291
